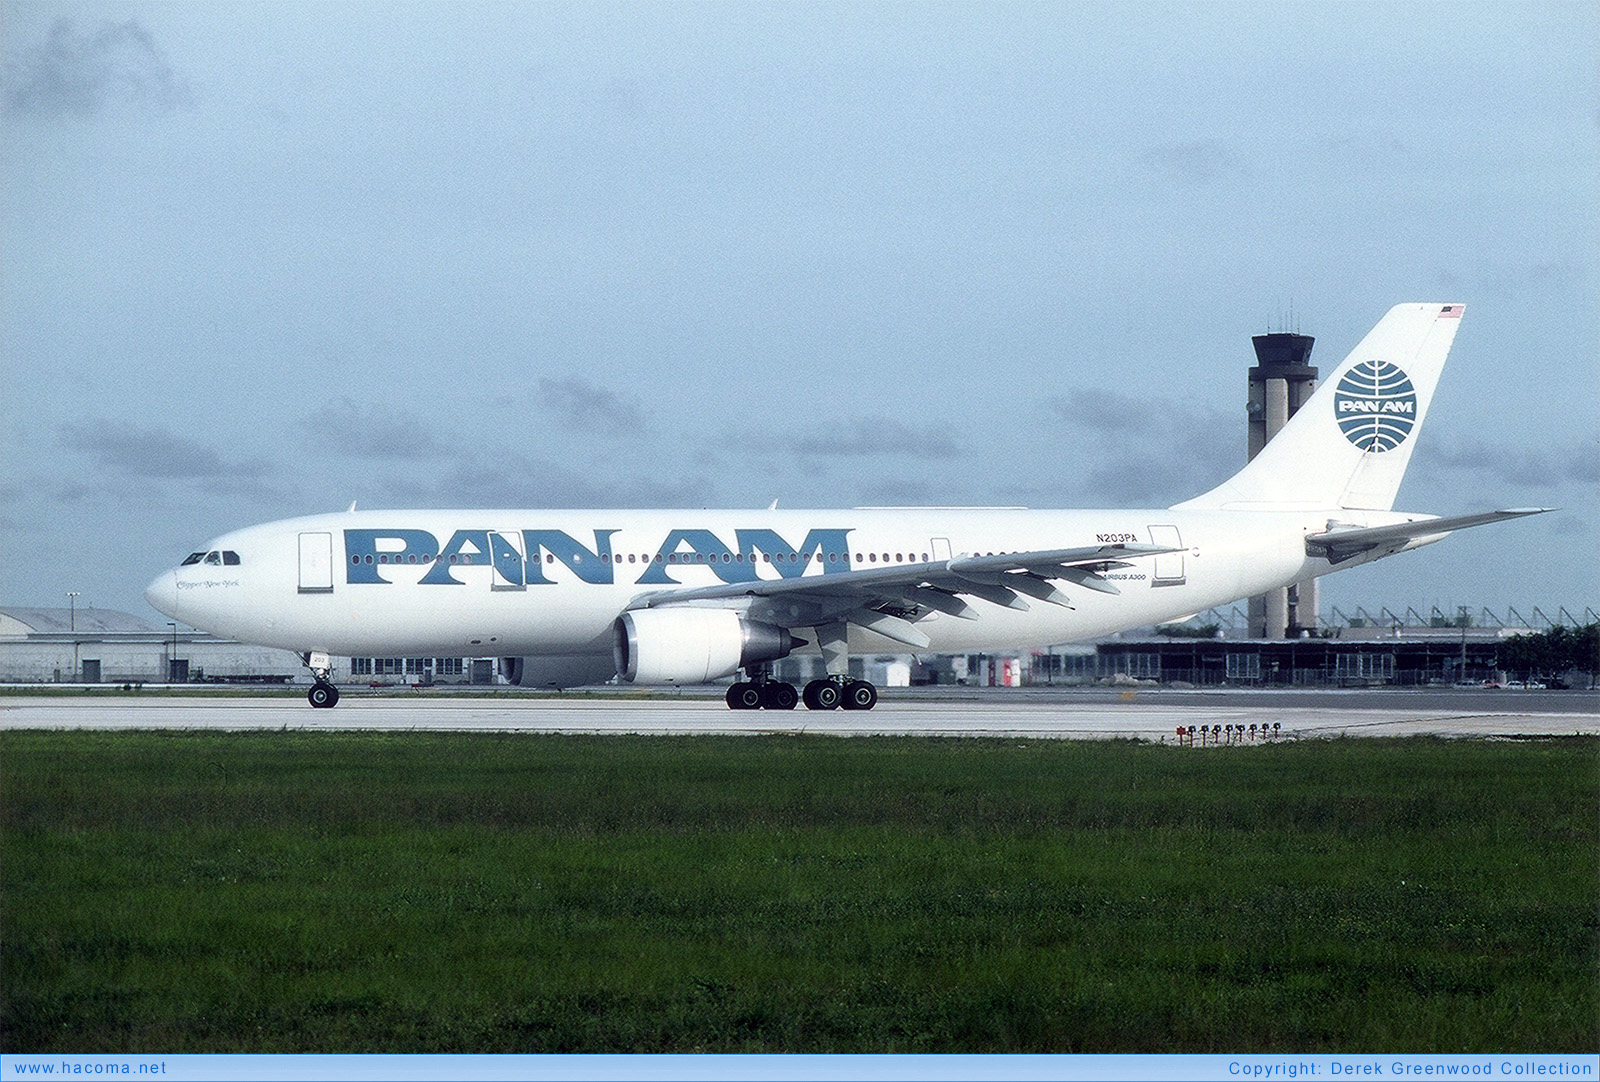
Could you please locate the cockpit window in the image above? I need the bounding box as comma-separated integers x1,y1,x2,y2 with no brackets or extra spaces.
182,550,241,567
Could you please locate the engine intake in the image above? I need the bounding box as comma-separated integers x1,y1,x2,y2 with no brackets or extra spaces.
614,608,801,685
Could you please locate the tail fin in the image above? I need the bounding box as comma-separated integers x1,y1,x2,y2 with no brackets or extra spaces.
1174,303,1465,512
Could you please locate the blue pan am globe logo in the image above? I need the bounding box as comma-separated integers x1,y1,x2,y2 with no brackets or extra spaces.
1334,359,1417,452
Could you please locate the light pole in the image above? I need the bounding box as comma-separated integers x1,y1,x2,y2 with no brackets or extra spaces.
66,592,82,680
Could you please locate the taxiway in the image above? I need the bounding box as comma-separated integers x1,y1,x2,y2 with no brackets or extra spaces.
2,689,1594,740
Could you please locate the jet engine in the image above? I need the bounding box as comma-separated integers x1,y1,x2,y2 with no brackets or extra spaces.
614,608,801,685
501,654,618,688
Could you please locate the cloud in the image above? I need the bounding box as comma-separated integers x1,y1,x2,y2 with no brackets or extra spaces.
299,399,445,460
1139,139,1247,188
857,477,940,505
1043,390,1239,505
417,452,711,509
0,480,28,529
49,479,100,504
1417,434,1599,490
537,377,648,434
1052,387,1162,434
1548,512,1594,540
59,421,253,479
3,18,190,117
53,421,283,503
790,417,960,459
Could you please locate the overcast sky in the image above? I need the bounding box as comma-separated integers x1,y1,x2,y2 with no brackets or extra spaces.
3,1,1596,626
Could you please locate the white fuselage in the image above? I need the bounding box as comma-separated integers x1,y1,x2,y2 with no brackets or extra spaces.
144,505,1406,662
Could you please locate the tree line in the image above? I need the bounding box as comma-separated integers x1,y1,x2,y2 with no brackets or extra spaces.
1495,624,1599,685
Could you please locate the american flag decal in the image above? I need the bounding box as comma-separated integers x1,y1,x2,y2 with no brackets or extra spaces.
1439,305,1462,318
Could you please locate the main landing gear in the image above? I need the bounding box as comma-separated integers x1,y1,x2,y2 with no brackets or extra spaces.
302,651,340,709
726,621,879,711
726,668,877,711
800,677,877,711
725,677,798,710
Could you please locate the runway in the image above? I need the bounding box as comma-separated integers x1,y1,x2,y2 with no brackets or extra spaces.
3,688,1595,740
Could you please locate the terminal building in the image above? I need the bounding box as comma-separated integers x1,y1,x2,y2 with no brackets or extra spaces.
1025,617,1586,688
2,604,1590,690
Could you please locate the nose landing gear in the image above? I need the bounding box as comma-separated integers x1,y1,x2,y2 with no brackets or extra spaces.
301,651,341,709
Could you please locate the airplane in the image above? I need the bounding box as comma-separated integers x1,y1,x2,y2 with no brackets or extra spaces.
144,303,1548,710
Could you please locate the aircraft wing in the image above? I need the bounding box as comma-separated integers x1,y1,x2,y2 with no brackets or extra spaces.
626,542,1182,648
1305,508,1552,565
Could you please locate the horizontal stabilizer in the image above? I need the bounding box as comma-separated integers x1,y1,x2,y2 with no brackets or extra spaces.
1306,508,1552,564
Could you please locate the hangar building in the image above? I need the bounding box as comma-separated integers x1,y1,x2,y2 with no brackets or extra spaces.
0,607,302,685
0,607,514,686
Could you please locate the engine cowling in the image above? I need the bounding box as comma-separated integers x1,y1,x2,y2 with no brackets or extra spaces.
614,608,801,685
501,654,618,688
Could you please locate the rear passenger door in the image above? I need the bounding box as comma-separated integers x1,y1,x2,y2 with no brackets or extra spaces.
1146,524,1185,587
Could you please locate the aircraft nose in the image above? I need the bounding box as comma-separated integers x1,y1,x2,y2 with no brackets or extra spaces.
144,571,179,618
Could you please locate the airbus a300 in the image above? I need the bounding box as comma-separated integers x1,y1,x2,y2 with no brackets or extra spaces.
145,303,1546,709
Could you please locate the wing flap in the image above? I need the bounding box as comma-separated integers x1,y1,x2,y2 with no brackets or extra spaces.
947,543,1177,574
1000,574,1072,607
1027,564,1123,595
902,586,980,620
944,577,1030,611
627,541,1187,646
950,568,1071,607
849,608,932,649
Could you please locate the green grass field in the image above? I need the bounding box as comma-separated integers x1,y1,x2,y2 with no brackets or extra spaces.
2,731,1595,1053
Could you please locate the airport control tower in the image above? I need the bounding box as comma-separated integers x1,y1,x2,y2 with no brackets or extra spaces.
1247,331,1318,637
